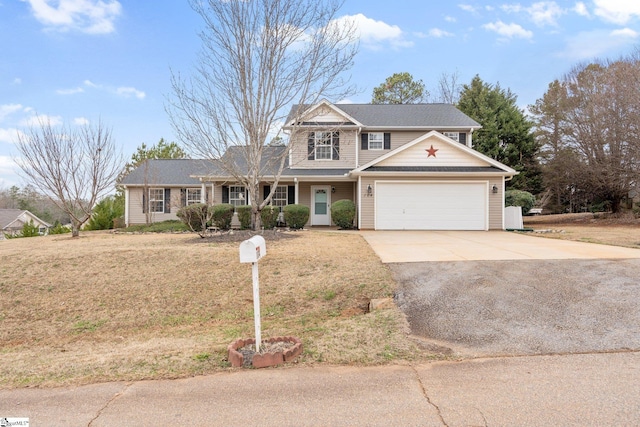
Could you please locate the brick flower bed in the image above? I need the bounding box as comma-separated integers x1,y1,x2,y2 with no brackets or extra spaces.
228,336,303,368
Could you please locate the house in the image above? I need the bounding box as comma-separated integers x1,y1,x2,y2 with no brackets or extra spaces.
120,101,517,230
0,209,51,238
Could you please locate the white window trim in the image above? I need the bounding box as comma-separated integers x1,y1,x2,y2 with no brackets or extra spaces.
186,188,201,205
149,188,164,213
443,132,460,142
368,132,384,150
270,185,288,211
313,131,338,161
229,185,246,206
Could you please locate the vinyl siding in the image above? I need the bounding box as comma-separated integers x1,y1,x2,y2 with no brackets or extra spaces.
359,176,503,230
127,185,211,225
377,136,487,168
359,130,473,166
290,130,357,169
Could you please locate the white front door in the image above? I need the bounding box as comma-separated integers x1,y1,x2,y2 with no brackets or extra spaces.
311,186,331,226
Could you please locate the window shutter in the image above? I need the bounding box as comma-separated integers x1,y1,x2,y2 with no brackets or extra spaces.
142,191,147,213
287,185,295,204
180,189,186,207
245,188,249,205
384,133,391,150
459,132,467,145
361,133,369,150
164,189,171,213
332,132,340,160
222,185,229,203
308,133,314,160
263,185,270,202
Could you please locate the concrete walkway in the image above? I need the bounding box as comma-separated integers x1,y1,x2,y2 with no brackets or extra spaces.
1,352,639,426
361,230,640,262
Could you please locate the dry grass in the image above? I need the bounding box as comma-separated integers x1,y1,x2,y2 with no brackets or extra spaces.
524,213,640,248
0,230,431,389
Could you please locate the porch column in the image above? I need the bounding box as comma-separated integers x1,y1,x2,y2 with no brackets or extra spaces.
294,178,299,204
124,186,130,227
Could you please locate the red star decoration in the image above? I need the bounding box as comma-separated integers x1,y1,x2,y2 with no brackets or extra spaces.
425,145,438,158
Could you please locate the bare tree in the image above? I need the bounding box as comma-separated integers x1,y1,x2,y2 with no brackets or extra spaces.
15,117,123,237
435,70,461,104
167,0,357,229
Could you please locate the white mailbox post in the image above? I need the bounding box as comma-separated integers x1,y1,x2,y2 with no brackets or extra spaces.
239,235,267,352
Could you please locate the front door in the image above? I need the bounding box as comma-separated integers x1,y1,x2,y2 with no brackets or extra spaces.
311,186,331,226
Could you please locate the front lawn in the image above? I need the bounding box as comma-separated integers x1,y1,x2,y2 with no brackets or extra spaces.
0,230,429,388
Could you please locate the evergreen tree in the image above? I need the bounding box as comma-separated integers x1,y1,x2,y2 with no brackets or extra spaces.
458,75,542,193
372,72,428,104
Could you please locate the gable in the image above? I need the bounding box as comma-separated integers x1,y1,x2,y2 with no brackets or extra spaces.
286,100,361,127
354,131,517,175
377,134,487,168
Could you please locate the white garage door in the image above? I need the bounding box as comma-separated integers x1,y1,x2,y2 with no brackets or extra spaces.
375,181,487,230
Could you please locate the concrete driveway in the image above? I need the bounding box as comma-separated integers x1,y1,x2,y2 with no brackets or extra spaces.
361,230,640,263
361,231,640,356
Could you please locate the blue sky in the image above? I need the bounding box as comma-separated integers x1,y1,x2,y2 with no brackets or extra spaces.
2,0,640,188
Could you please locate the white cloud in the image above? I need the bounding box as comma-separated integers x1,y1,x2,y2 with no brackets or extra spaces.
594,0,640,25
13,78,22,85
73,117,90,125
574,2,590,17
0,104,25,121
0,128,25,144
116,87,146,99
84,79,99,88
21,0,122,34
0,155,17,175
483,20,533,39
445,16,457,23
427,28,454,38
611,28,639,38
459,4,478,13
56,86,85,95
560,29,639,60
19,114,63,127
528,2,564,26
335,14,412,49
501,4,523,13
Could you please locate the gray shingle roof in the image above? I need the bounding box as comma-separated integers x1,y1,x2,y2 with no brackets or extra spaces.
0,209,51,229
119,159,220,186
287,103,481,128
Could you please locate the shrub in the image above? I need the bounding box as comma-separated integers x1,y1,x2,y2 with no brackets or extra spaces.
176,203,211,232
283,204,309,229
123,220,188,233
236,205,252,229
211,204,234,230
21,220,41,237
49,222,71,235
505,190,536,215
261,205,280,229
86,195,124,230
330,199,356,229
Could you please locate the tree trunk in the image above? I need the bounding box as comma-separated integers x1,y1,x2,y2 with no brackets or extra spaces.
71,220,80,238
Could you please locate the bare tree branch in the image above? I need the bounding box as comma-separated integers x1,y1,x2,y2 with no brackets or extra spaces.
14,117,123,237
166,0,357,229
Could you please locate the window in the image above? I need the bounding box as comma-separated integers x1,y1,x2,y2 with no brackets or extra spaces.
271,186,288,211
229,186,246,206
368,132,384,150
443,132,459,142
149,188,164,213
311,131,339,160
186,188,201,205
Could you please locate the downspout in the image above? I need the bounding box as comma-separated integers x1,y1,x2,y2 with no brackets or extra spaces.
356,127,362,167
357,176,361,229
469,128,474,148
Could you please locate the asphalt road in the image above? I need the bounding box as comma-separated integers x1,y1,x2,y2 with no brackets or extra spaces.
392,258,640,356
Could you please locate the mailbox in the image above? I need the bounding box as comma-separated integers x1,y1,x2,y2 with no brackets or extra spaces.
239,235,267,263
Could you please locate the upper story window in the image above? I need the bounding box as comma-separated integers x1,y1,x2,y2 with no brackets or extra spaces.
186,188,201,205
308,131,340,160
443,132,459,142
368,132,384,150
149,188,165,213
229,186,246,206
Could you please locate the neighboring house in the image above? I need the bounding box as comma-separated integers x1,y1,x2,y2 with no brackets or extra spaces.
120,101,517,230
0,209,51,238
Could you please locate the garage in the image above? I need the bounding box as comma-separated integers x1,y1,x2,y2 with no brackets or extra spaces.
375,181,488,230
